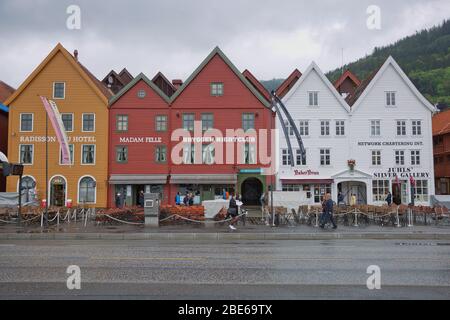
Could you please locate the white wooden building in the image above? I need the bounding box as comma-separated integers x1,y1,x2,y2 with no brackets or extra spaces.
276,56,437,206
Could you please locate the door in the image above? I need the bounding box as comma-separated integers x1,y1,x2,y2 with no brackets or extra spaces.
241,178,263,205
50,176,66,207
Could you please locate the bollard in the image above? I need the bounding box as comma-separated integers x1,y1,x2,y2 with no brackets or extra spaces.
57,211,60,228
84,208,89,227
353,208,358,227
40,212,44,227
407,208,413,227
315,212,319,227
396,208,401,228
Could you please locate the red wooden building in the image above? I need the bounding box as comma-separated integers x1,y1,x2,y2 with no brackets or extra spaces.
433,108,450,195
107,47,275,206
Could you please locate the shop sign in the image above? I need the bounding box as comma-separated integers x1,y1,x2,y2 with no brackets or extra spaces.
358,141,424,147
294,169,319,176
19,136,96,143
373,167,430,179
119,137,162,143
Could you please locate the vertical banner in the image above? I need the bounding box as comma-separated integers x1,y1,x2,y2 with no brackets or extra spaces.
39,96,71,165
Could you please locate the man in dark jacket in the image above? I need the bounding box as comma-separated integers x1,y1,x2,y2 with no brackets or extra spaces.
320,193,337,229
138,190,145,207
385,192,392,206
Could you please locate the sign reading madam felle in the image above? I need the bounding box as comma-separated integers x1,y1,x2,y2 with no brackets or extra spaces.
373,167,430,178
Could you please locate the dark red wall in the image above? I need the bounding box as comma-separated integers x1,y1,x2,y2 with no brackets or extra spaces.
0,111,7,192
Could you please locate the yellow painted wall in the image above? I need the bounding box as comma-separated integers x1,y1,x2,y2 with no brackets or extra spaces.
6,50,109,207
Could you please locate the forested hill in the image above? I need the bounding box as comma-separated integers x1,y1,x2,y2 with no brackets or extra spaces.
326,19,450,107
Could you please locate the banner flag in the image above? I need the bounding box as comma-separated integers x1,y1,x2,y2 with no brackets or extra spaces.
39,96,71,165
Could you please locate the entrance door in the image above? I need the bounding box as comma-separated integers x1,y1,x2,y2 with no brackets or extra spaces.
392,181,408,205
50,176,66,207
241,178,263,205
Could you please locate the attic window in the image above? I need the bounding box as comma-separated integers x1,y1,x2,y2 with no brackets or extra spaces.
137,89,146,98
53,82,65,99
211,83,224,96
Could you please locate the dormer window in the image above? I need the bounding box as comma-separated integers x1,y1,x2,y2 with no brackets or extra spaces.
211,83,224,96
308,91,318,106
386,91,396,106
53,82,65,99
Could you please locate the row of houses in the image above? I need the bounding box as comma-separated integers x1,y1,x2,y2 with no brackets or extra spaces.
0,43,447,208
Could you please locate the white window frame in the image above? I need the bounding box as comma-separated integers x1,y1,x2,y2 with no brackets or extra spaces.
77,175,97,204
396,120,406,136
371,150,381,166
320,148,331,166
18,144,34,165
82,113,96,132
370,120,381,137
19,113,34,132
335,120,345,137
298,120,309,137
411,120,422,136
52,82,66,99
386,91,396,107
308,91,319,107
282,149,292,166
395,150,405,166
411,150,421,166
81,144,96,165
296,149,306,166
61,113,74,132
59,144,74,165
320,120,330,136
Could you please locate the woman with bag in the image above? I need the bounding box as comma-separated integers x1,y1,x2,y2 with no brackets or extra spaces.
226,193,239,230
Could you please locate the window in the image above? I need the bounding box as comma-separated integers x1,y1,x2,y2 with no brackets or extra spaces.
411,150,421,165
415,180,429,202
395,150,405,165
137,89,146,98
20,113,33,132
283,120,294,136
116,146,128,163
299,120,309,136
296,149,306,166
412,120,422,136
79,177,96,204
372,150,381,166
116,115,128,132
371,120,381,136
60,144,74,165
61,113,73,132
242,113,255,131
82,114,95,132
19,145,33,164
201,113,214,131
210,82,224,96
202,144,215,164
155,115,167,132
335,120,345,136
282,184,301,192
396,120,406,136
183,113,195,131
183,144,195,164
386,91,396,106
308,91,318,106
155,145,167,163
372,180,389,202
282,149,292,166
53,82,65,99
82,145,95,164
244,143,256,164
320,121,330,136
320,149,330,166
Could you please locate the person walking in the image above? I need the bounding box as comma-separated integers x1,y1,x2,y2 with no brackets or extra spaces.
337,191,344,205
385,191,392,206
320,193,337,229
175,192,181,205
226,193,240,230
115,192,122,208
183,192,189,206
350,193,357,206
138,190,145,208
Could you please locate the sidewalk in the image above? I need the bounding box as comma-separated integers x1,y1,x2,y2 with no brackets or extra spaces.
0,222,449,240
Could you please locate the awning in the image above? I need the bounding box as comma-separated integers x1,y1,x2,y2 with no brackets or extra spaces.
170,174,237,185
109,174,168,185
281,179,334,184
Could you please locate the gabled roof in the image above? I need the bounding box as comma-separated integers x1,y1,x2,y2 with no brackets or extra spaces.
169,47,271,108
350,56,436,113
118,68,134,84
102,70,126,86
4,43,112,106
276,69,301,98
242,69,271,102
333,69,361,89
152,72,176,91
109,72,171,106
282,62,350,113
0,80,15,103
432,108,450,136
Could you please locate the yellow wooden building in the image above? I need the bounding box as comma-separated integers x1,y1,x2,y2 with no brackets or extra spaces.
4,43,112,208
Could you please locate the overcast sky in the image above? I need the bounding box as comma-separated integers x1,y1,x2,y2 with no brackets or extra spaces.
1,0,449,88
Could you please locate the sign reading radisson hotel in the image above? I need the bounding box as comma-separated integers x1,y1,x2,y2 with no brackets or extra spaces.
373,167,430,179
19,136,96,143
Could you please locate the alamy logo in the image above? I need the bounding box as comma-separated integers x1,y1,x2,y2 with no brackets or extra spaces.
66,265,81,290
366,5,381,30
66,5,81,30
366,265,381,290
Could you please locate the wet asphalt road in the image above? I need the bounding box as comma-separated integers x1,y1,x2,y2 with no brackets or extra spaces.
0,239,449,299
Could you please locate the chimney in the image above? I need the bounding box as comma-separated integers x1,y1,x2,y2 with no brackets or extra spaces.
74,50,79,61
172,79,183,90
